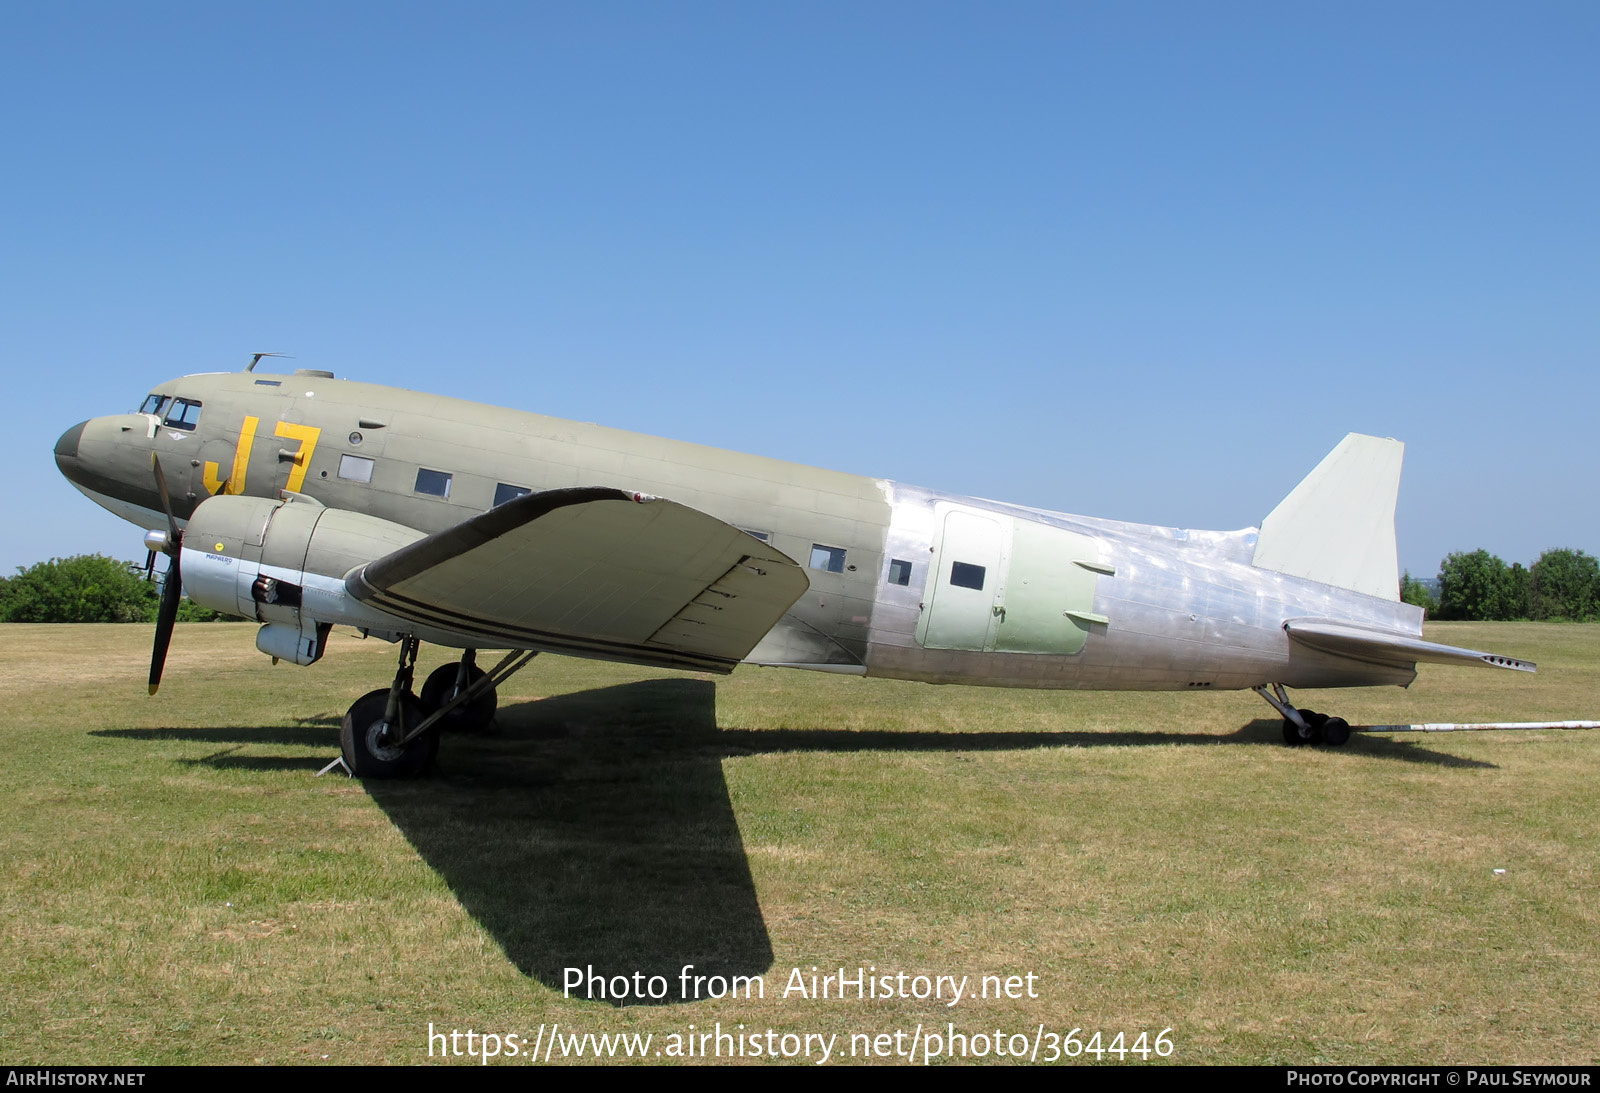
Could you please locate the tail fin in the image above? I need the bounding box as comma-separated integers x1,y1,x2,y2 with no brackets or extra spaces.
1251,433,1403,601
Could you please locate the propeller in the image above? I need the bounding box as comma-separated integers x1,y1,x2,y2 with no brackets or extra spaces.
148,453,184,695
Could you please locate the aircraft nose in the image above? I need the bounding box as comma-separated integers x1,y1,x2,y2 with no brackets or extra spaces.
55,420,88,470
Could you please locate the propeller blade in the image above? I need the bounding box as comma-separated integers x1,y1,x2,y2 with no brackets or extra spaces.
143,549,156,582
149,553,183,695
147,456,184,694
150,452,180,545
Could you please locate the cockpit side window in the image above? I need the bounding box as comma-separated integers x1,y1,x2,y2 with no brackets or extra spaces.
139,394,169,416
163,398,203,431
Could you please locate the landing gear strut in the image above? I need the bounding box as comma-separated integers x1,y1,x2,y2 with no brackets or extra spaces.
339,641,540,778
1253,684,1351,747
341,637,439,777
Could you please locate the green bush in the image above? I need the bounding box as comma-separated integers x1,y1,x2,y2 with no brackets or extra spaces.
1529,548,1600,622
0,555,159,623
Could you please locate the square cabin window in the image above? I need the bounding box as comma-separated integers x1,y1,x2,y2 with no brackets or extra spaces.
949,561,986,591
494,482,532,507
887,558,913,586
415,468,453,498
809,544,846,573
338,454,375,483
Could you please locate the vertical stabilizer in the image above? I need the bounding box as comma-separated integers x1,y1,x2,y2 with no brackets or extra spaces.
1251,434,1403,601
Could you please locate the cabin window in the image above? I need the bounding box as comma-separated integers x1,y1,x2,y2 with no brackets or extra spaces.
810,544,846,573
888,559,913,586
949,561,986,591
163,398,203,431
338,455,375,483
494,483,532,507
138,394,168,416
415,468,453,498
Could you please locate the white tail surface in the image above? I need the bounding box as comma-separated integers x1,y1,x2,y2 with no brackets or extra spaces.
1252,434,1404,601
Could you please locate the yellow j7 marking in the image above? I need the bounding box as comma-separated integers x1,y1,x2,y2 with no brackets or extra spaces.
274,421,321,494
200,416,319,496
202,415,259,495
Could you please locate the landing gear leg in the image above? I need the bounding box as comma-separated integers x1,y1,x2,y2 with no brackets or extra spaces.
341,636,438,778
420,648,498,733
1253,684,1350,747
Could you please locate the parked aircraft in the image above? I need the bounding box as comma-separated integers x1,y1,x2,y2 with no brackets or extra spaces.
53,362,1534,776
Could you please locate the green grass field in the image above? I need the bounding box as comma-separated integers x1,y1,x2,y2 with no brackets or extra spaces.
1,622,1596,1065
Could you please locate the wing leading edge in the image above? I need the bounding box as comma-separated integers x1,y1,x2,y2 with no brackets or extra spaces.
1285,618,1536,673
346,486,809,673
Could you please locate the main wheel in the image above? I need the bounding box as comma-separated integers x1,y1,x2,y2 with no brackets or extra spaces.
340,688,438,778
419,663,497,733
1321,717,1351,746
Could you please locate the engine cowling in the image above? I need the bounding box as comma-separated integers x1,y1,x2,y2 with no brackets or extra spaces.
180,494,427,664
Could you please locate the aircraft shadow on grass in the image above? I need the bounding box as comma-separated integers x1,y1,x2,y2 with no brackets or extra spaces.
90,679,1494,1001
364,677,769,1003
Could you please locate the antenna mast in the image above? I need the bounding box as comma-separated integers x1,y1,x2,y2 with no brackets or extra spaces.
245,352,294,373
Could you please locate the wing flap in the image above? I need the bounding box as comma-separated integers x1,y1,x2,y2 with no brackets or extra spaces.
646,554,802,656
347,487,809,672
1285,618,1536,673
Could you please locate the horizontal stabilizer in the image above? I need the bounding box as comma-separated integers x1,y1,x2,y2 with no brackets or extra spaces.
1253,434,1403,600
347,486,809,673
1285,618,1536,673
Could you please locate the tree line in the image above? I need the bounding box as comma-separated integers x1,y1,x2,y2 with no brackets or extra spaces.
2,549,1595,624
1402,548,1600,621
0,555,234,623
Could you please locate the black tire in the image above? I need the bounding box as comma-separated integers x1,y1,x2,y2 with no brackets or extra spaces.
340,688,438,778
1282,717,1308,746
419,662,497,733
1321,717,1351,746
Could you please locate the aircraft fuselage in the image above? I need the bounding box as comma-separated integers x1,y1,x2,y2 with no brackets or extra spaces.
56,369,1424,692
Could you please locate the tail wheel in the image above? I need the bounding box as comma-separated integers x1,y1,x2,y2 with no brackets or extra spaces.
340,689,438,778
1283,709,1329,746
1321,717,1352,746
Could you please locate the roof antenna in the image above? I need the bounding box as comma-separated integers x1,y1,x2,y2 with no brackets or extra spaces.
245,352,294,373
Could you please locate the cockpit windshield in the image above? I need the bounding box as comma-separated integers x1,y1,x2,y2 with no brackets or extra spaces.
138,394,169,416
163,398,203,431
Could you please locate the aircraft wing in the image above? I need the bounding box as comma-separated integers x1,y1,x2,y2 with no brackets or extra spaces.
1284,619,1536,673
345,486,809,673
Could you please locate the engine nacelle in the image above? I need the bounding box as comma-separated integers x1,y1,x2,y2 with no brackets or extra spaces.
180,493,427,664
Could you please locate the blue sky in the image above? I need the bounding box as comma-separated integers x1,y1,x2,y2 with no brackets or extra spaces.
5,2,1596,578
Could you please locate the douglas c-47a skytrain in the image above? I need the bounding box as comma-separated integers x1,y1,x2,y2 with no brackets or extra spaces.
53,360,1535,776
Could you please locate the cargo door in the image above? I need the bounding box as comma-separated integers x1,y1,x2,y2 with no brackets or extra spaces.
917,506,1008,651
994,519,1106,655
